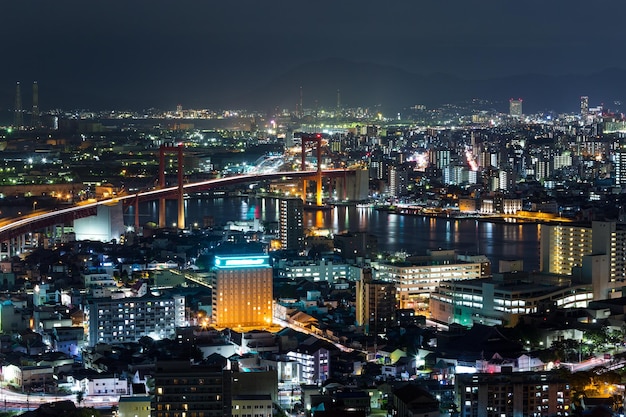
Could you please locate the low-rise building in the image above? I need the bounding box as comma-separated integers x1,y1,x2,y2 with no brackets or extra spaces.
2,364,54,392
392,383,440,417
79,374,129,396
286,336,334,385
118,395,152,417
275,259,364,283
232,394,273,417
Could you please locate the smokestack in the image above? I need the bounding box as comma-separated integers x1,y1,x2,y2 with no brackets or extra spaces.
32,81,40,128
14,82,22,129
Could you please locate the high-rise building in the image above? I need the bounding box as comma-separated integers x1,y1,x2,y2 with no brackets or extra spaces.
540,221,626,300
615,147,626,186
211,254,273,328
32,81,40,128
533,157,552,181
540,224,593,275
509,98,523,118
553,151,572,171
580,95,589,119
388,166,408,197
355,268,397,335
14,82,22,128
279,198,304,251
431,149,452,170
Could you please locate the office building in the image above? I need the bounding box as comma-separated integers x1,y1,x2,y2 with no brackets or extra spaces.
153,361,229,417
85,292,186,346
374,250,490,311
456,372,570,417
275,258,363,283
355,268,397,335
211,254,273,328
279,198,304,251
509,98,523,118
73,202,125,242
430,272,593,327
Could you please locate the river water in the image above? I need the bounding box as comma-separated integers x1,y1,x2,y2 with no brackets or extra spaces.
127,197,542,272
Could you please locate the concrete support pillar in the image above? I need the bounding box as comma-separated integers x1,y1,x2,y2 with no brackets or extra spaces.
159,146,166,228
177,145,185,230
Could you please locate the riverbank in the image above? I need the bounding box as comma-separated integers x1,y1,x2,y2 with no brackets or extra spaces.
374,205,574,225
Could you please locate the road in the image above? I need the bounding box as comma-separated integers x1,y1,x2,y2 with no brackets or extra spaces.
0,386,118,410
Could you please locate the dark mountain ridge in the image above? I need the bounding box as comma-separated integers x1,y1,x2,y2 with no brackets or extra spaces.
236,58,626,114
0,59,624,114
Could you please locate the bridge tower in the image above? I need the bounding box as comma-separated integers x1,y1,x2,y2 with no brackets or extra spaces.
301,133,323,206
158,143,185,230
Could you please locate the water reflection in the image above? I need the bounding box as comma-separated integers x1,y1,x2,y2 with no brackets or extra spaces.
128,197,541,270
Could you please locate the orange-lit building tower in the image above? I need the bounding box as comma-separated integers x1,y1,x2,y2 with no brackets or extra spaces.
211,254,273,328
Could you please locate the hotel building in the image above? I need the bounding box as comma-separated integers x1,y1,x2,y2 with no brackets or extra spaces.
211,254,273,328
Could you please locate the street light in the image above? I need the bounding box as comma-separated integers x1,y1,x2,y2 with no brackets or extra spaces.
32,201,37,211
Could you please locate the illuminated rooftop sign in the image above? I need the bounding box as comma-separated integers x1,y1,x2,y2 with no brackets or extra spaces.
214,255,270,269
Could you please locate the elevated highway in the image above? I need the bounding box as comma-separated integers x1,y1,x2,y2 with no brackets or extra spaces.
0,169,355,243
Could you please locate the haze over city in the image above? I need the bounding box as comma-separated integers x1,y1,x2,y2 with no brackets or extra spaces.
2,0,626,112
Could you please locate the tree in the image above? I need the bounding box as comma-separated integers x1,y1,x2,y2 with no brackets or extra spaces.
550,339,580,362
76,390,84,406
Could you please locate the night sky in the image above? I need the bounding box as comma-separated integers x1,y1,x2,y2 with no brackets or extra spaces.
1,1,625,111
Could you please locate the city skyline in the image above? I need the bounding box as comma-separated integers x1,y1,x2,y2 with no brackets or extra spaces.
1,1,626,112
